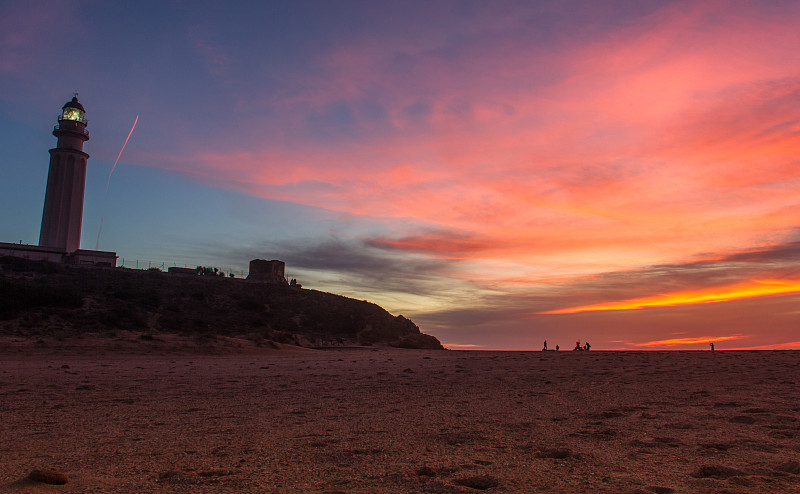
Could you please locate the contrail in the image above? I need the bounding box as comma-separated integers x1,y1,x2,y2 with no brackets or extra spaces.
96,115,138,250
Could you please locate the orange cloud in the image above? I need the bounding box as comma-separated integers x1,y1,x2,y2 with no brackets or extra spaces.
540,280,800,315
633,335,746,347
727,341,800,350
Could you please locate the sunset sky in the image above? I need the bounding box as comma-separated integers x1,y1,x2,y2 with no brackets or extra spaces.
2,0,800,350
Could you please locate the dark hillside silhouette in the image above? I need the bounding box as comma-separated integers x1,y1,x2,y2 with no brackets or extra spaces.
0,256,442,349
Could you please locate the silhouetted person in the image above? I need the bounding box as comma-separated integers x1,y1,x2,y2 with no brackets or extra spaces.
584,341,591,351
573,341,582,351
556,345,559,351
543,340,548,351
710,342,715,351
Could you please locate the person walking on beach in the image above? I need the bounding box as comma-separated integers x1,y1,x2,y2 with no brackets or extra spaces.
710,342,715,351
584,341,591,351
543,340,548,351
574,341,582,351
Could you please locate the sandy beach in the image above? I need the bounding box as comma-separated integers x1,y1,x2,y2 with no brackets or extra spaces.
1,343,798,493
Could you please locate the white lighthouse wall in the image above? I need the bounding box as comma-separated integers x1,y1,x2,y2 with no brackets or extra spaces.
39,153,87,252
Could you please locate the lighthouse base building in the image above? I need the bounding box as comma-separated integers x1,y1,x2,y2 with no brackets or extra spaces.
0,96,117,267
0,243,117,266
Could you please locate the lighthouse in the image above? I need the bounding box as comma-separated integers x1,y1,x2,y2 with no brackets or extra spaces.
39,95,90,253
0,95,116,265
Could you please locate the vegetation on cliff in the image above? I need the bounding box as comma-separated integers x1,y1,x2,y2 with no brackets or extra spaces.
0,256,443,349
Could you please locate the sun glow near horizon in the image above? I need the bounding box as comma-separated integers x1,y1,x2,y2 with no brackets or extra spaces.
539,279,800,315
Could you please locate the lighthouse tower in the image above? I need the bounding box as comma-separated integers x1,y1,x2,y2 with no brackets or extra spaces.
0,95,115,266
39,95,90,253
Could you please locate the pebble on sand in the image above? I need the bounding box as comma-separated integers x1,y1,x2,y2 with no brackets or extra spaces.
536,447,572,459
28,469,69,485
775,460,800,474
691,465,745,479
454,474,500,490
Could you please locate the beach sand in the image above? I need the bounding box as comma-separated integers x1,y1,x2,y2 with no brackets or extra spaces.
1,339,798,493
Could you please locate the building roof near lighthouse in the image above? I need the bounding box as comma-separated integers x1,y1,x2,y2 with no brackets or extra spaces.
63,96,84,111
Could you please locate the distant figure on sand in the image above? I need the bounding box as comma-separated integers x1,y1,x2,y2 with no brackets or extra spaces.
584,341,591,351
573,341,582,351
543,340,548,351
710,342,715,351
556,345,559,351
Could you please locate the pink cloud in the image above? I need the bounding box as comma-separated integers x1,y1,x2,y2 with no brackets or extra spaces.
0,2,70,77
135,1,800,280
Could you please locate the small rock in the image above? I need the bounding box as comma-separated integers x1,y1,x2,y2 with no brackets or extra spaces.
691,465,744,479
699,442,733,451
197,469,232,477
775,460,800,474
454,474,500,490
28,469,69,485
537,447,572,459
